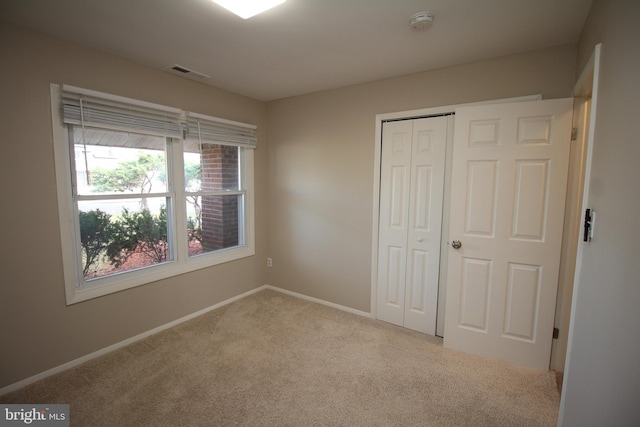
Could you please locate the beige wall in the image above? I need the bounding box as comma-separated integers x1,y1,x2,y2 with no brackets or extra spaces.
265,44,577,312
0,23,269,388
0,20,583,390
559,1,640,425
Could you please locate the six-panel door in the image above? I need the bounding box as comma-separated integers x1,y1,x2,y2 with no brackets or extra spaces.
443,99,573,370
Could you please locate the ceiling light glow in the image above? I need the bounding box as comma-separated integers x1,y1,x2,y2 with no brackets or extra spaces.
212,0,286,19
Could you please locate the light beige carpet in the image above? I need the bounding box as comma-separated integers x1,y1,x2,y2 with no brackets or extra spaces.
1,290,560,426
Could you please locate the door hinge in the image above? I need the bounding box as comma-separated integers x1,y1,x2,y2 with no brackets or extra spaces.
571,127,578,141
553,327,560,339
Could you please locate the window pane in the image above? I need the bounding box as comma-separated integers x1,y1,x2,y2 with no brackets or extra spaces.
183,142,239,192
73,128,167,196
78,198,172,280
187,194,243,257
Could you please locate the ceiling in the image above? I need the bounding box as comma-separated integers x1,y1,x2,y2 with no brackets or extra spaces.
1,0,593,101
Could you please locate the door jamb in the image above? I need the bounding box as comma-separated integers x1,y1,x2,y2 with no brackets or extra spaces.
558,43,601,423
550,43,601,371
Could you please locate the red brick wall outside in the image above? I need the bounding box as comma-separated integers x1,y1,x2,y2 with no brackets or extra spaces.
200,144,239,251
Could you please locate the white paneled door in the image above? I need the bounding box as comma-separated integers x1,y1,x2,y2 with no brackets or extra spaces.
377,116,447,335
443,99,573,370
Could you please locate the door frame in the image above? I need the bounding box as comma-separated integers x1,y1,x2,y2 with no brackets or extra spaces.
549,45,601,372
371,94,542,336
558,43,602,421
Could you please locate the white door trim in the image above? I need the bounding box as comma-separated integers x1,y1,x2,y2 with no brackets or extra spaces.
559,43,602,426
371,94,542,325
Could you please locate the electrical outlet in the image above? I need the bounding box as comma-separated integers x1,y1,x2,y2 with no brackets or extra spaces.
267,257,273,267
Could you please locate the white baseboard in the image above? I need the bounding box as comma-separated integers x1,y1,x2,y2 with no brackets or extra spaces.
0,286,266,396
0,284,370,396
264,284,371,318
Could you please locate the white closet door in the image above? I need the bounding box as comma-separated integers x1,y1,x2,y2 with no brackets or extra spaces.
377,116,447,334
443,99,572,370
403,118,447,333
377,120,412,327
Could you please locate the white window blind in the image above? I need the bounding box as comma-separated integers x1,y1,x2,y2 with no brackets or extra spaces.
186,112,257,148
62,85,184,139
61,85,257,148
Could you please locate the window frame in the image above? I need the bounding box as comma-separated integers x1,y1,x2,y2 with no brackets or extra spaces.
183,144,248,255
51,84,255,305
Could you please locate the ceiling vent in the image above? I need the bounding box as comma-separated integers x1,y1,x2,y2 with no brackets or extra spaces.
169,64,211,80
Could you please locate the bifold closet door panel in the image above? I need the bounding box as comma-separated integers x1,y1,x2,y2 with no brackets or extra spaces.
377,116,447,335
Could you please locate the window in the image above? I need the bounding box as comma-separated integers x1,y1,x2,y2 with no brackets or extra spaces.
184,142,245,256
51,84,256,304
74,129,172,279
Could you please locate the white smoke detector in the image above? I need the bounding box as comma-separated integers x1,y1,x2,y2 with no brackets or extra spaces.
410,12,434,30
